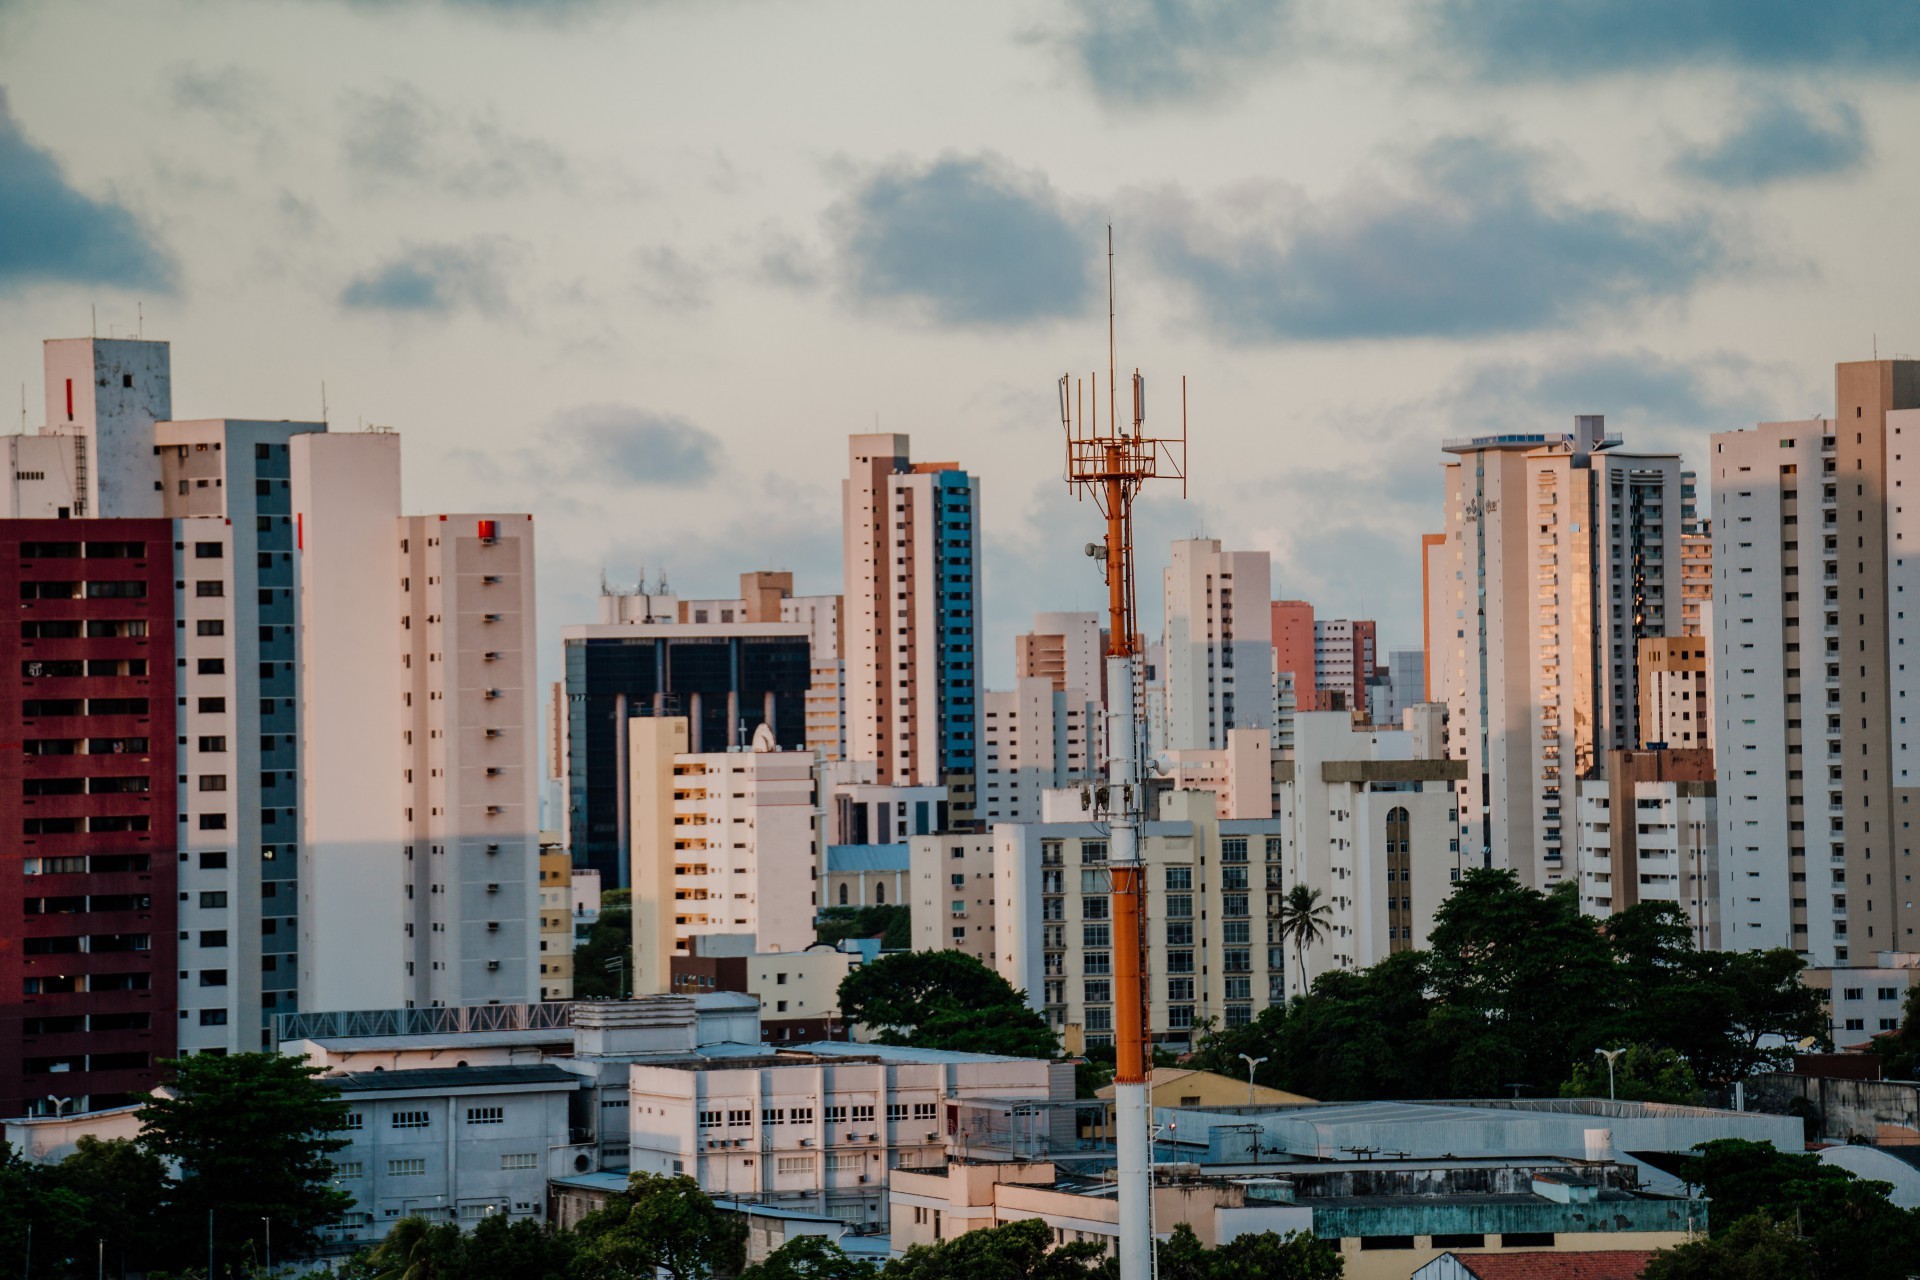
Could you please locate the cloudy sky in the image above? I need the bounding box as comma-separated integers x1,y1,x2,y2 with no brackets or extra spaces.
3,0,1917,688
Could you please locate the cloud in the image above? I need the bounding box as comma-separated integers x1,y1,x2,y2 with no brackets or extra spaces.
339,239,520,315
1143,136,1738,342
830,152,1097,327
544,404,722,486
1435,0,1920,78
167,63,276,140
1055,0,1295,107
1673,97,1869,188
342,85,569,196
632,246,710,311
0,89,176,296
1443,349,1791,435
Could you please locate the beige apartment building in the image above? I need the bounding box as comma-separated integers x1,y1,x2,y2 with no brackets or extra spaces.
1429,417,1685,888
539,842,574,1000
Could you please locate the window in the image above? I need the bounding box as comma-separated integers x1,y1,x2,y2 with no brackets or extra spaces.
198,775,228,793
345,1111,365,1130
1165,867,1192,891
199,891,228,908
198,1008,228,1026
699,1110,723,1130
500,1153,538,1170
387,1159,427,1177
913,1102,937,1120
194,543,223,559
195,581,224,598
199,736,227,752
198,930,227,948
198,969,228,987
197,697,225,713
196,619,225,636
466,1106,504,1125
333,1162,365,1179
851,1104,875,1123
776,1156,816,1174
391,1111,430,1130
197,658,225,674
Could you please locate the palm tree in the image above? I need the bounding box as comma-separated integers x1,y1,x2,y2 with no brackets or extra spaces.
368,1215,460,1280
1276,884,1331,997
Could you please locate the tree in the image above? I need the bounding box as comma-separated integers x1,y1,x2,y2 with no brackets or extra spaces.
1671,1139,1920,1280
37,1136,170,1276
1875,984,1920,1080
1273,885,1331,993
1560,1043,1700,1105
1642,1213,1819,1280
742,1235,878,1280
838,951,1058,1059
882,1218,1106,1280
137,1052,353,1267
1204,1230,1343,1280
368,1216,464,1280
574,891,634,999
817,905,911,951
572,1172,747,1280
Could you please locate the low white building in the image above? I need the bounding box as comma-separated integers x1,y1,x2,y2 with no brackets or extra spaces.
627,1040,1072,1227
1802,951,1920,1049
323,1063,580,1249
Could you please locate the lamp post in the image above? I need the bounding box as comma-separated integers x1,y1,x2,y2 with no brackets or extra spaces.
261,1217,271,1277
1595,1047,1628,1102
1237,1054,1268,1107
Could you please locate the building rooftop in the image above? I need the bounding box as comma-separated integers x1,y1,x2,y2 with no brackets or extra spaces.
793,1040,1044,1066
294,1027,570,1054
825,844,910,872
1433,1252,1656,1280
329,1064,581,1093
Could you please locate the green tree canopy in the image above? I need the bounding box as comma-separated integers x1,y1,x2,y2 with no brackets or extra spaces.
1671,1139,1920,1279
572,1172,747,1280
1642,1213,1820,1280
1560,1043,1700,1105
743,1234,879,1280
838,951,1058,1058
817,905,911,950
574,892,635,999
1878,984,1920,1080
138,1051,353,1268
882,1218,1106,1280
1192,871,1827,1100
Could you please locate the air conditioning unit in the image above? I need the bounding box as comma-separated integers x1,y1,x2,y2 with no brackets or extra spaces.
487,921,500,932
950,911,965,918
486,883,500,894
799,1138,813,1147
926,1132,938,1142
857,1175,868,1184
869,1134,879,1142
486,843,500,854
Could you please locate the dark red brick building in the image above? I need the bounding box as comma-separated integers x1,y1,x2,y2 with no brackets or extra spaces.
1,520,177,1117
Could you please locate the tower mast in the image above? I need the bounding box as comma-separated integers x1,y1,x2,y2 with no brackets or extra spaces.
1057,226,1187,1280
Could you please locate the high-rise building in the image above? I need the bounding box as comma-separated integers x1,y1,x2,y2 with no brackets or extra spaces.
2,520,178,1117
294,433,541,1011
1163,539,1274,751
1369,648,1427,728
1015,612,1104,699
976,677,1097,824
626,727,817,995
40,338,174,519
678,572,845,763
1271,600,1318,711
1431,417,1684,887
1711,361,1920,964
1638,637,1712,751
561,619,811,886
842,434,981,808
1575,747,1717,949
1272,601,1378,716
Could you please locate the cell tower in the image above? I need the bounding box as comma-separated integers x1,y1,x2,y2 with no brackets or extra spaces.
1057,227,1186,1280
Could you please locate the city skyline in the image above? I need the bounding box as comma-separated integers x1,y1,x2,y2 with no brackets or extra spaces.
6,1,1916,689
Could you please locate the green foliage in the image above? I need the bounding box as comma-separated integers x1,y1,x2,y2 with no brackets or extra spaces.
838,950,1059,1059
573,893,634,998
1560,1043,1700,1104
365,1212,572,1280
1672,1139,1920,1279
138,1052,353,1267
1273,885,1332,991
1191,871,1829,1100
743,1235,878,1280
817,905,912,950
1879,984,1920,1080
883,1218,1107,1280
1642,1213,1820,1280
1150,1223,1342,1280
572,1172,747,1280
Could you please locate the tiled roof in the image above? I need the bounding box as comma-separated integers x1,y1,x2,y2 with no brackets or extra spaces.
1453,1250,1657,1280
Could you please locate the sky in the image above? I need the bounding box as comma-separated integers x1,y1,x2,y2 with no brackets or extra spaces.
3,0,1918,690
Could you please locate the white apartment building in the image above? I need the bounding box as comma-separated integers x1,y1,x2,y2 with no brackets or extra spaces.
1802,952,1920,1048
1638,636,1713,751
294,432,541,1011
323,1063,578,1248
1712,361,1920,965
976,678,1097,825
841,433,982,797
1163,539,1275,751
628,1041,1068,1226
1271,712,1465,993
993,790,1284,1047
627,724,819,993
1432,417,1684,888
1015,611,1104,698
1574,749,1718,948
819,760,947,845
1368,648,1427,729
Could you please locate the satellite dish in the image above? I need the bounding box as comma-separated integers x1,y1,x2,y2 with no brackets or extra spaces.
751,723,777,753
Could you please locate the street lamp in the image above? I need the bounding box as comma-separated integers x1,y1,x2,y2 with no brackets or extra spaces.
262,1216,272,1276
1237,1054,1268,1106
1595,1047,1628,1102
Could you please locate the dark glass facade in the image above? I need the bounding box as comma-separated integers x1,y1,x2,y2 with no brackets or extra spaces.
565,633,809,884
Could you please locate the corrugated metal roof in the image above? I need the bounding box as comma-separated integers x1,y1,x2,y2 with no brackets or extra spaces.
825,844,909,872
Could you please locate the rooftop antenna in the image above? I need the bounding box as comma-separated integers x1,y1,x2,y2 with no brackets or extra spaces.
91,304,96,339
137,302,143,339
320,381,328,424
1055,223,1187,1280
